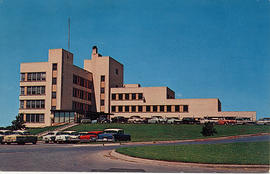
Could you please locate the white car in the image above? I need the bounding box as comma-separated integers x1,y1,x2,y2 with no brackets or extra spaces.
55,131,80,144
256,118,270,125
148,116,167,124
167,117,181,124
128,116,144,124
0,130,12,144
42,131,59,143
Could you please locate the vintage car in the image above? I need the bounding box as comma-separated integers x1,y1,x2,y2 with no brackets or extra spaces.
127,116,144,124
0,130,13,144
55,131,80,144
148,116,167,124
79,131,103,142
256,118,270,125
199,118,219,124
2,130,37,145
42,131,59,143
218,118,236,125
166,117,181,124
180,117,200,124
111,116,129,123
97,128,131,142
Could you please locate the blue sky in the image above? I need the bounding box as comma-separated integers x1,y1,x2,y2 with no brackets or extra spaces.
0,0,269,127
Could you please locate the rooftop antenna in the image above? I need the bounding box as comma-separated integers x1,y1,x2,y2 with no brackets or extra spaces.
68,17,70,51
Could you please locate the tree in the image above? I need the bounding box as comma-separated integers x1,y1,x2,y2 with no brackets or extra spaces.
11,114,25,130
201,122,217,136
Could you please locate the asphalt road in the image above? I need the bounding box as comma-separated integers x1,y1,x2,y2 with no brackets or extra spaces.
0,135,269,173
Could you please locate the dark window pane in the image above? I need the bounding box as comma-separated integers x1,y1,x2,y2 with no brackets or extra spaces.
112,94,116,100
52,63,57,70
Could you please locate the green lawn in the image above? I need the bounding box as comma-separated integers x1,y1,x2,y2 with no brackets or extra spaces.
27,124,67,135
116,141,270,165
66,123,270,142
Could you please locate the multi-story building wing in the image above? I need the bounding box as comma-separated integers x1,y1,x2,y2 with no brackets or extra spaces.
19,46,256,127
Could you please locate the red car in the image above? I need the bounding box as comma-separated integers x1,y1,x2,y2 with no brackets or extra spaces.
79,131,103,142
218,119,236,125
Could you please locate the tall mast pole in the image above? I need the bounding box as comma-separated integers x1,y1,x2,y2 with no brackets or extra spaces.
68,17,70,51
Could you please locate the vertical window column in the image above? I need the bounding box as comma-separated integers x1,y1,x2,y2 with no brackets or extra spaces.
51,63,57,111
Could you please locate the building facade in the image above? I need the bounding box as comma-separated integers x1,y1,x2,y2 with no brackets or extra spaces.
19,46,256,127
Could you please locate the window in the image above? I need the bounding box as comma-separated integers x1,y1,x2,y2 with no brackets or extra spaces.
160,105,164,112
132,93,136,100
112,94,116,100
100,100,104,106
73,75,77,84
101,87,105,94
20,73,25,81
20,87,25,95
146,106,150,112
175,105,180,112
27,73,32,81
25,114,44,123
101,75,105,82
26,86,45,95
51,106,56,110
52,63,57,71
125,94,129,100
132,106,136,112
115,69,118,75
118,94,123,100
32,73,37,81
52,78,57,85
153,106,157,112
183,105,188,112
138,106,143,112
88,93,91,101
37,73,41,81
20,100,24,109
111,106,116,112
26,114,30,122
125,106,129,112
118,106,123,112
52,92,56,99
167,105,171,112
138,93,143,100
41,72,46,81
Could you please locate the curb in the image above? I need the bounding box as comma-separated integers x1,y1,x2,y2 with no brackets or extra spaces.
110,150,270,169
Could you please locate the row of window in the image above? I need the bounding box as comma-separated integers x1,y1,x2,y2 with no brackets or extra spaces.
20,100,45,109
20,86,46,95
112,93,143,100
73,74,92,89
54,111,75,123
25,114,45,123
111,105,189,113
72,101,92,111
73,88,91,101
20,72,46,82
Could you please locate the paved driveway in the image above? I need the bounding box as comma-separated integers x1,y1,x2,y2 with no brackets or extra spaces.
0,134,269,172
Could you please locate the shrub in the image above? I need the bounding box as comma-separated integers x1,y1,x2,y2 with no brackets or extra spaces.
201,122,217,136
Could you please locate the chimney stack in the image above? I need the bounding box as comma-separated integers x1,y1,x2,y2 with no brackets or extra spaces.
92,46,98,55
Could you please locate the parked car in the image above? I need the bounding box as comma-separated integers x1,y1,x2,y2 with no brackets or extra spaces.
256,118,270,125
81,119,92,124
2,130,37,145
166,117,181,124
128,116,144,124
180,117,200,124
236,118,254,125
0,130,12,144
97,128,131,142
111,116,129,123
79,131,103,142
200,118,219,124
42,131,59,143
55,131,80,144
148,116,167,124
218,119,236,125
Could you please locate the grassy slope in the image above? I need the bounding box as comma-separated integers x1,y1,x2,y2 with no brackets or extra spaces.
116,141,270,165
66,124,270,142
27,124,66,135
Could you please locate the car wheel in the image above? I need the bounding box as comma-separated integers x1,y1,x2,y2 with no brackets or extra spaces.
45,141,49,144
7,142,11,145
32,142,37,145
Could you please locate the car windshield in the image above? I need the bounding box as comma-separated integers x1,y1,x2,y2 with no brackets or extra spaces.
104,130,118,134
47,133,55,135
